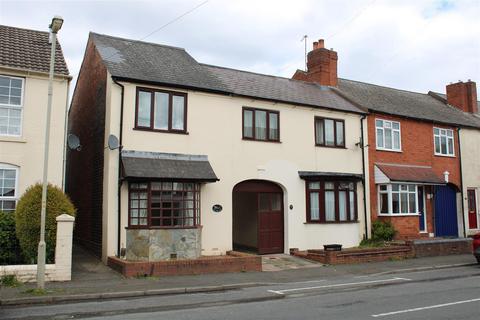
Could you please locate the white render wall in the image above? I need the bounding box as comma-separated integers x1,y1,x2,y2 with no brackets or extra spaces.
0,68,70,195
460,127,480,236
103,80,369,260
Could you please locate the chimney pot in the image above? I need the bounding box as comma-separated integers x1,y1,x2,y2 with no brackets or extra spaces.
313,41,319,50
318,39,324,48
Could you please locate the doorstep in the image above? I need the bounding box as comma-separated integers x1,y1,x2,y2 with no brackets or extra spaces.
107,251,262,277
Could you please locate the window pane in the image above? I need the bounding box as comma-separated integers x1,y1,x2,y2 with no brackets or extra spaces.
440,136,447,154
435,136,441,153
258,193,270,211
434,128,439,135
255,110,267,140
400,193,408,213
376,119,383,127
325,182,334,190
324,119,335,146
446,130,453,137
137,91,151,127
349,191,355,220
392,184,399,191
393,131,400,149
380,185,388,191
339,191,347,221
309,182,320,189
310,192,319,220
392,122,400,130
172,95,185,130
271,194,282,211
447,137,453,155
376,129,384,148
243,110,253,138
384,128,392,149
269,112,279,140
380,193,388,214
154,92,169,130
336,121,344,146
409,193,416,213
325,191,335,221
392,193,399,213
315,119,324,145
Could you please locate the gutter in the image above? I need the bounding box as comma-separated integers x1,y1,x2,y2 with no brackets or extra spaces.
112,78,125,256
457,127,467,237
61,80,71,191
360,115,369,239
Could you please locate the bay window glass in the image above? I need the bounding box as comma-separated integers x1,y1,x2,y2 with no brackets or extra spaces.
378,184,418,215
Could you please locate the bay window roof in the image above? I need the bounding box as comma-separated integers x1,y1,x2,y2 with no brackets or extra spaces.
374,163,445,185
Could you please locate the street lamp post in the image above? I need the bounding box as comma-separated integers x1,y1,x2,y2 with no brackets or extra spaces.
37,15,64,290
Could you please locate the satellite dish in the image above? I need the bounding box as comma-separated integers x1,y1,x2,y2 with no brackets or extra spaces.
107,134,120,150
67,134,81,151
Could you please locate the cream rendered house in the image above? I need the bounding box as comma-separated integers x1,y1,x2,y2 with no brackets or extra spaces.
0,25,70,213
67,33,370,263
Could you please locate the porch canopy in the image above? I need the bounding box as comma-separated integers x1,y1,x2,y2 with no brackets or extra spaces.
374,163,445,185
298,171,363,181
121,150,219,182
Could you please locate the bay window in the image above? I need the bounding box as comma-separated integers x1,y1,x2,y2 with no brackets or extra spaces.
378,184,418,215
128,182,200,228
434,128,454,156
135,88,187,133
242,107,279,142
315,117,345,147
0,75,24,136
306,181,357,223
376,119,401,151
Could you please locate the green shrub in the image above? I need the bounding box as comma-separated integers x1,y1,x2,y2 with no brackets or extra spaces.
0,275,22,287
0,211,23,264
15,184,76,264
371,220,396,242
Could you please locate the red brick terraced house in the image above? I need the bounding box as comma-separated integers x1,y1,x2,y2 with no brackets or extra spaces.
294,39,480,239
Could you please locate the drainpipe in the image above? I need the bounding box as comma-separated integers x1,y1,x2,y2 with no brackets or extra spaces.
360,115,369,239
457,127,467,238
61,80,71,191
112,78,125,256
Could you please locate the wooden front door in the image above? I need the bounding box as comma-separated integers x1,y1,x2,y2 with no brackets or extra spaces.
468,190,478,229
257,192,284,254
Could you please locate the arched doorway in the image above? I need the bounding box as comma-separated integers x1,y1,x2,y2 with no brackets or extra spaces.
232,180,284,254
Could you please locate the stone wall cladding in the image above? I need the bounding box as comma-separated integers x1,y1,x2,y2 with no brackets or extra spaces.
367,113,462,239
126,228,201,261
108,251,261,277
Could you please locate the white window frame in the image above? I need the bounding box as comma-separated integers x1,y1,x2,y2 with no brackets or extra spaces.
0,74,25,137
0,163,19,213
375,118,401,152
433,127,455,157
377,183,419,216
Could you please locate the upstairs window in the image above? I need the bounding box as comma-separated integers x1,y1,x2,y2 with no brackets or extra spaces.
135,88,187,133
0,75,24,136
376,119,401,151
434,128,454,156
315,117,345,147
242,107,279,142
0,165,18,213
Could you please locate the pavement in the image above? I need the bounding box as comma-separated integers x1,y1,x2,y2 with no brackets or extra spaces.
0,246,477,307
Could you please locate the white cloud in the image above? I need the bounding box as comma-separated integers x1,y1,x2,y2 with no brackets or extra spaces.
0,0,478,93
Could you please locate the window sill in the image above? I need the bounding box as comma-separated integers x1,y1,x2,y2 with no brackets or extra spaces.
434,153,455,158
315,144,346,149
376,147,402,153
242,138,281,143
133,127,189,135
378,213,420,217
0,136,26,143
126,225,202,230
304,221,359,224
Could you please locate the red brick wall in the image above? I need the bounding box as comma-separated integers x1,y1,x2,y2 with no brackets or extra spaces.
66,37,107,257
367,113,461,238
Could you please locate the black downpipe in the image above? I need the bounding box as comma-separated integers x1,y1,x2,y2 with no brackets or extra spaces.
457,127,467,237
360,115,369,239
113,78,125,256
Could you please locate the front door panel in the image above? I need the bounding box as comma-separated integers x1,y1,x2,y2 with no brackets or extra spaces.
258,193,284,254
468,190,478,229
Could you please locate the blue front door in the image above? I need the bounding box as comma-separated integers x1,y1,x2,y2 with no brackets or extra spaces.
434,185,458,237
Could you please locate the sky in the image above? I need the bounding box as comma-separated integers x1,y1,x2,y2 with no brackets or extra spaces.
0,0,479,94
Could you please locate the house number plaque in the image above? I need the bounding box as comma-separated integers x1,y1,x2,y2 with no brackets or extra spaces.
212,204,223,213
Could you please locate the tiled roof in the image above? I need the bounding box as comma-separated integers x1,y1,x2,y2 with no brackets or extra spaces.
376,163,445,184
338,78,480,128
0,25,69,76
90,32,366,114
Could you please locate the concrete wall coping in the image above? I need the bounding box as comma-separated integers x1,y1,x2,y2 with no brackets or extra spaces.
56,214,75,222
413,238,472,245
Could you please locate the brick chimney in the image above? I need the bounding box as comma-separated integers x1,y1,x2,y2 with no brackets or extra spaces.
446,80,478,113
292,39,338,87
